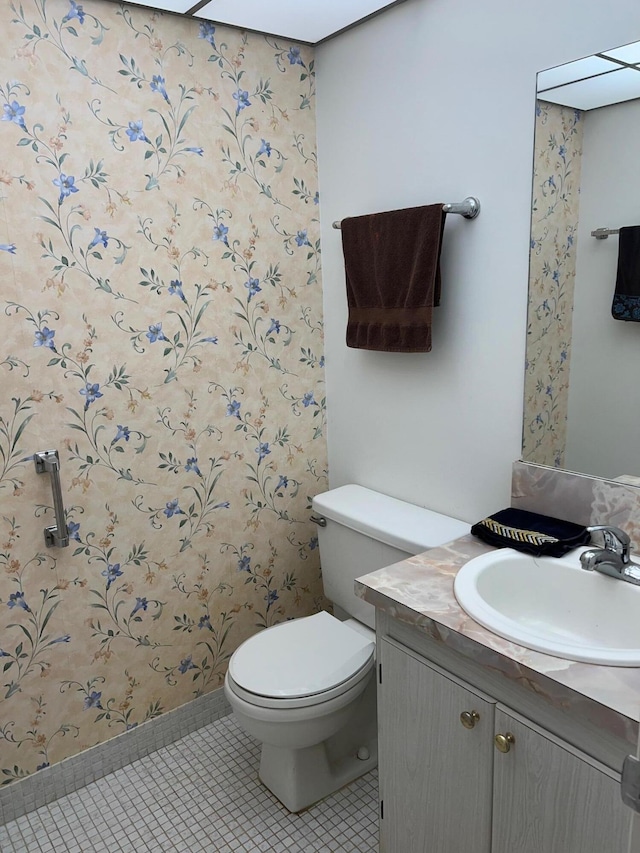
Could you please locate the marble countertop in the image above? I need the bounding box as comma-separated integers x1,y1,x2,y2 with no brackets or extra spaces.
355,534,640,747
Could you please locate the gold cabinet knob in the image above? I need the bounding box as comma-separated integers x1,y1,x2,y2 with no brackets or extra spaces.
460,710,480,729
494,732,516,753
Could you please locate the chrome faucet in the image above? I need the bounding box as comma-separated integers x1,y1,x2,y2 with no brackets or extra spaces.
579,525,640,585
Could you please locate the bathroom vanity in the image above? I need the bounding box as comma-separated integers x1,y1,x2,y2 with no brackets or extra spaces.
356,535,640,853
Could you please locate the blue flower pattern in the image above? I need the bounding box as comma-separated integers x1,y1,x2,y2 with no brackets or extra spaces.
53,173,79,203
34,327,56,350
257,139,272,158
287,47,304,67
146,323,167,343
150,75,169,103
2,101,26,130
212,223,229,244
79,382,103,410
113,424,130,443
233,89,251,114
0,5,324,786
163,499,183,518
101,563,123,590
168,280,186,302
84,691,102,710
198,22,216,47
126,120,149,143
63,1,86,24
244,277,261,301
88,228,109,249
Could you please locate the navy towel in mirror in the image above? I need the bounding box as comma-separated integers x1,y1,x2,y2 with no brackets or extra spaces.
612,225,640,321
471,508,589,557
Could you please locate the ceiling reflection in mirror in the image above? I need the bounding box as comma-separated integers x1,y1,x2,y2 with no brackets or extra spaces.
523,39,640,483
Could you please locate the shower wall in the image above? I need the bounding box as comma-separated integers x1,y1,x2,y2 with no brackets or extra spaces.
0,0,325,782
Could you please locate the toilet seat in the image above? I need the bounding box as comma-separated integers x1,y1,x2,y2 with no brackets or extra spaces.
228,611,375,710
226,658,373,711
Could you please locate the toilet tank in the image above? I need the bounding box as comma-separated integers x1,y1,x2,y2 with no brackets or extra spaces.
312,485,469,629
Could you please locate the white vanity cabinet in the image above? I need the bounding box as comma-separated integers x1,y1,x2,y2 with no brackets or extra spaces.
492,706,628,853
378,631,630,853
378,638,494,852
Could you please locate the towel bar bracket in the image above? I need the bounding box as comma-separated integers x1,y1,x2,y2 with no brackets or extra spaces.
442,196,481,219
591,227,617,240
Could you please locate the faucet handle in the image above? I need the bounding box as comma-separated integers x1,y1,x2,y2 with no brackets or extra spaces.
579,550,600,571
586,525,631,559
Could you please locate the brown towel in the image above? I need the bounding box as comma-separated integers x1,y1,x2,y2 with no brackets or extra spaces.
341,204,446,352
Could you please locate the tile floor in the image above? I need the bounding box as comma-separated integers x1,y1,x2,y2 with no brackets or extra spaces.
0,714,379,852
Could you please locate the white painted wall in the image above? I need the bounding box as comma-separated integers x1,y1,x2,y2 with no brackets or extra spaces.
315,0,640,522
565,100,640,479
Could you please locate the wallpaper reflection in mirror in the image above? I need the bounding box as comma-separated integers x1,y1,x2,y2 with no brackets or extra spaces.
523,44,640,480
563,98,640,479
523,101,583,470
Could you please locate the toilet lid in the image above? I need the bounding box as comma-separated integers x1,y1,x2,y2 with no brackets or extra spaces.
229,611,375,699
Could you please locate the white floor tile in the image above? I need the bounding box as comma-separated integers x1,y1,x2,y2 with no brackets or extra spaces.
0,714,378,852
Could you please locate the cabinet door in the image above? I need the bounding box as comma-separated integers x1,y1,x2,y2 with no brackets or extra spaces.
378,638,494,853
628,731,640,853
493,706,629,853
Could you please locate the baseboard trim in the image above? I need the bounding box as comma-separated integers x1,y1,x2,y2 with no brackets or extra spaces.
0,688,231,825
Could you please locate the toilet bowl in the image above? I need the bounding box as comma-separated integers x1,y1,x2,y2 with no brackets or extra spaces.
224,611,377,812
225,484,470,813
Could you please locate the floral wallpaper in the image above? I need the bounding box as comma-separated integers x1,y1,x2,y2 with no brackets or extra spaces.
0,0,326,784
522,100,583,467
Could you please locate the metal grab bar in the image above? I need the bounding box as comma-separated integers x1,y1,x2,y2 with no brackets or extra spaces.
34,450,69,548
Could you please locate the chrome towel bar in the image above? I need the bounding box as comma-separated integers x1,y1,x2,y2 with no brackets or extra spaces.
332,196,481,229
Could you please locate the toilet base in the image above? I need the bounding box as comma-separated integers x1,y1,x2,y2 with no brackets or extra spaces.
259,732,378,813
257,677,378,813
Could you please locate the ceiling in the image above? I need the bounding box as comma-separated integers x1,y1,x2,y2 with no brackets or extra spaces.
538,40,640,111
105,0,406,44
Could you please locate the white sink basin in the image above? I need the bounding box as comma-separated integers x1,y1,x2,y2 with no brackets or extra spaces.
453,547,640,666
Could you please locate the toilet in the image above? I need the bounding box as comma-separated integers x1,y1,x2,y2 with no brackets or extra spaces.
224,484,469,812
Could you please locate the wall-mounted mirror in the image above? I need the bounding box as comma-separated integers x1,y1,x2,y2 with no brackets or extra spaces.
522,40,640,482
